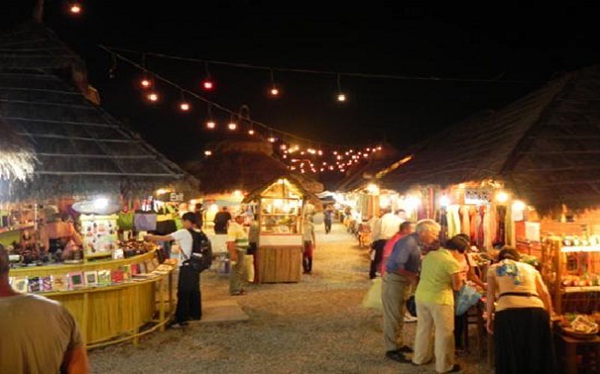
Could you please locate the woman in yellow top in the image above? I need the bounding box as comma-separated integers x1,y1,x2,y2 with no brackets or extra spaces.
486,247,558,374
411,235,464,373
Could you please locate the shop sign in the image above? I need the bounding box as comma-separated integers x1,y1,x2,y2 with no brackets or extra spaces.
170,192,184,202
464,189,491,205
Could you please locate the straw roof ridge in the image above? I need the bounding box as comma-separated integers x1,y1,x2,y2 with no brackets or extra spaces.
380,64,600,215
0,21,201,201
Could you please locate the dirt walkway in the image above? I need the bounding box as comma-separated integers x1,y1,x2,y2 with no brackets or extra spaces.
89,222,494,374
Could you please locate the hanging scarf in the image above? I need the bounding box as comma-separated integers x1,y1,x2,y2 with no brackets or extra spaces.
495,259,522,285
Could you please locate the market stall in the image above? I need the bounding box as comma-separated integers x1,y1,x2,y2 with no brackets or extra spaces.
0,22,201,349
244,177,318,283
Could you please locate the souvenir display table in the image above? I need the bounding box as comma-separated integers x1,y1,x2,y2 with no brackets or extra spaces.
9,249,176,349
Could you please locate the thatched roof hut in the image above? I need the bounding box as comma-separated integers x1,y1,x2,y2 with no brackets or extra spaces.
182,137,323,202
0,21,200,201
379,64,600,216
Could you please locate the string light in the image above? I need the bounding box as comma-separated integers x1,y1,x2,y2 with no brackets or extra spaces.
201,61,215,91
68,2,82,14
268,69,280,97
227,114,237,130
98,46,387,174
204,103,216,129
179,92,190,111
336,74,347,102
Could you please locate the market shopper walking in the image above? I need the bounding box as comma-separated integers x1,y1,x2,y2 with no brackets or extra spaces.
486,247,558,374
0,244,91,373
227,212,249,295
323,204,334,234
302,214,316,274
247,214,259,283
382,219,441,363
145,212,202,327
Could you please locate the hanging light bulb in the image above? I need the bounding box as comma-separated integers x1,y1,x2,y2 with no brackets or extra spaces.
267,69,280,97
248,128,255,135
336,74,347,102
205,104,215,129
228,114,237,130
201,61,215,91
204,150,212,156
146,92,159,102
69,2,82,14
178,92,190,111
140,77,152,89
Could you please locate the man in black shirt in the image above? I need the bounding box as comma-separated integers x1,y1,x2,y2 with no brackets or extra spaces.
213,206,232,234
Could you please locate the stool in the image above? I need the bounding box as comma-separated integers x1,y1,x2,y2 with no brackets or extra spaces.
554,332,600,374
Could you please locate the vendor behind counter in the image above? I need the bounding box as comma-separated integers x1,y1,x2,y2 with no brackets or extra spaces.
39,213,83,261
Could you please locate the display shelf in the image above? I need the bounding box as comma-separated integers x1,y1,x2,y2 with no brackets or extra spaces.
563,286,600,293
561,245,600,253
542,237,600,314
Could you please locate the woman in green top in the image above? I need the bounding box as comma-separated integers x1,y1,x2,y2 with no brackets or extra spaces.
411,235,464,373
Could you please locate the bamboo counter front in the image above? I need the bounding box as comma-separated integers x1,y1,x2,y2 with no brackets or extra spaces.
9,250,175,349
257,234,302,283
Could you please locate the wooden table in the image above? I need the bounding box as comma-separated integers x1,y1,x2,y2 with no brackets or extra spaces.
554,331,600,374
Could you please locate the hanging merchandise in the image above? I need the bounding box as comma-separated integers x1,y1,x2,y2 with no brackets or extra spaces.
155,206,177,235
80,214,118,258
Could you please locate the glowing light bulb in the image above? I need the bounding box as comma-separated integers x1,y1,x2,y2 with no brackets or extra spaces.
204,150,212,156
141,78,151,88
147,92,159,102
337,93,346,102
206,120,216,129
228,122,237,130
69,3,82,14
202,79,214,91
269,86,280,96
248,129,255,135
179,102,190,111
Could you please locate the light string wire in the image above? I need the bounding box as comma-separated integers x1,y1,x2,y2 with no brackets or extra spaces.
98,45,383,151
101,45,545,84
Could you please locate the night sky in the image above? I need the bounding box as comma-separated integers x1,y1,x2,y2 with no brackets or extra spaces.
3,2,599,167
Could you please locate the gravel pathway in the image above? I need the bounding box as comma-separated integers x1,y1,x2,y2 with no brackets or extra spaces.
89,222,495,374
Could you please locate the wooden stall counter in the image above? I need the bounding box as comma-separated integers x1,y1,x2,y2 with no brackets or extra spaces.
9,250,175,349
257,234,302,283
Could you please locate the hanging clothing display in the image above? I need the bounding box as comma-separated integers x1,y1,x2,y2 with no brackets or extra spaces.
446,205,461,238
459,205,471,238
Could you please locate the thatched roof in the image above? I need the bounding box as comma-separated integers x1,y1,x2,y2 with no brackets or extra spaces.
182,138,324,199
0,115,37,181
0,21,200,201
379,64,600,215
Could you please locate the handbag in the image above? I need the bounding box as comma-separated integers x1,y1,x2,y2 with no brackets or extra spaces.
455,284,481,316
361,278,383,310
406,295,417,317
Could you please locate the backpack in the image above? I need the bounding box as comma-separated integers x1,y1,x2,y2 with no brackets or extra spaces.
187,229,213,273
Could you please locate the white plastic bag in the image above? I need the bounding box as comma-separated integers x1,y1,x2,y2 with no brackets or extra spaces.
455,284,481,316
362,278,383,310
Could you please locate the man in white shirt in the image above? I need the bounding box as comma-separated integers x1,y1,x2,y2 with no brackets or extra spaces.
145,212,201,327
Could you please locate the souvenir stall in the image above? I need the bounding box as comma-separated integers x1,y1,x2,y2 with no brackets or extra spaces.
243,177,315,283
4,196,179,349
